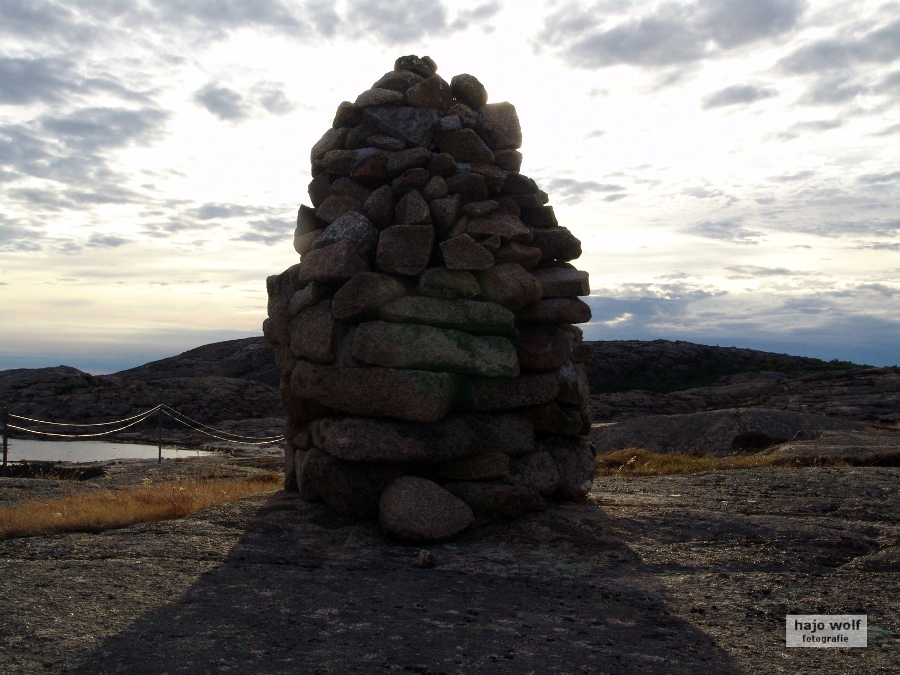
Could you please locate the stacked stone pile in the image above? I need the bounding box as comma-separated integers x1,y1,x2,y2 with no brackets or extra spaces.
264,55,596,542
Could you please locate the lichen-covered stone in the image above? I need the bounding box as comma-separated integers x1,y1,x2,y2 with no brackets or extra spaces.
516,298,592,325
477,262,543,311
440,234,493,271
416,267,481,300
531,267,590,298
297,240,369,287
331,272,407,323
311,414,531,463
290,360,458,423
376,224,434,276
352,321,519,377
379,296,514,334
458,372,560,412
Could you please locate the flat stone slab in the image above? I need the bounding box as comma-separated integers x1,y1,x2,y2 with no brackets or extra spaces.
379,296,515,335
457,371,560,412
352,320,519,377
516,298,591,324
310,413,533,463
290,360,458,423
531,267,590,297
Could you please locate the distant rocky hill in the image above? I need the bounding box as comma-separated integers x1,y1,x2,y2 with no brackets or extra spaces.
2,337,895,445
0,339,283,446
582,339,862,394
114,337,280,387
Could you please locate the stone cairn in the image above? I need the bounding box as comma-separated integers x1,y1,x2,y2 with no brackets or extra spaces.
264,55,595,543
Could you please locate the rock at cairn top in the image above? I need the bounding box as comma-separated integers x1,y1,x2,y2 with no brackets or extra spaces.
265,55,596,543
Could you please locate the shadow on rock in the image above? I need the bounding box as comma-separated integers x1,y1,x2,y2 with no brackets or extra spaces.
69,492,744,674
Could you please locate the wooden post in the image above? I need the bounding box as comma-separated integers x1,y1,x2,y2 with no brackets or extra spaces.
2,408,8,471
157,406,162,464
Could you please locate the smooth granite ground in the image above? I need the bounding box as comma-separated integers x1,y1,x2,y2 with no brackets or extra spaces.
1,464,898,674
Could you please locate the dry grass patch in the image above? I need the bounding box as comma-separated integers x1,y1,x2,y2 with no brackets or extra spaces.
0,473,281,541
595,448,900,476
595,449,761,476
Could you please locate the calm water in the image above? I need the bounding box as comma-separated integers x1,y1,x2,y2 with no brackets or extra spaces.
3,439,214,463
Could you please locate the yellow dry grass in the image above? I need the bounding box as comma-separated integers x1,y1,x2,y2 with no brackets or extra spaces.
0,473,282,541
593,448,900,476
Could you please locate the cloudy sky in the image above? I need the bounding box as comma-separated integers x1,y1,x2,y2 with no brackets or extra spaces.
1,0,898,373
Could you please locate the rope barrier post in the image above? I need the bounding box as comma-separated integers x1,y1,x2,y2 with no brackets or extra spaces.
2,407,8,472
157,405,162,464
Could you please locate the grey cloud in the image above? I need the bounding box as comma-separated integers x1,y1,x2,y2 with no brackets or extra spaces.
0,0,310,48
702,83,777,108
536,0,805,69
189,203,271,220
853,242,900,251
0,56,76,105
340,0,501,44
583,282,722,325
857,170,900,184
0,107,169,219
194,84,251,121
253,82,296,115
194,81,297,121
544,177,626,204
2,1,497,65
7,185,141,210
774,119,842,140
725,265,803,276
584,130,606,138
582,286,900,366
342,0,447,44
194,204,268,220
449,1,503,31
879,70,900,92
0,217,45,252
41,107,169,152
769,170,814,182
0,56,153,106
858,283,899,297
780,17,900,74
603,193,627,202
796,218,900,238
697,0,806,49
0,1,94,43
800,75,867,105
683,187,720,198
87,233,132,248
151,0,303,29
304,0,342,37
235,218,293,245
0,108,168,183
684,219,762,243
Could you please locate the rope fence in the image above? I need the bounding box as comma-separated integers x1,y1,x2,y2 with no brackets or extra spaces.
1,404,283,468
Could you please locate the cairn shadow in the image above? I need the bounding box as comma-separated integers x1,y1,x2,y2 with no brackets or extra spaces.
69,491,745,675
